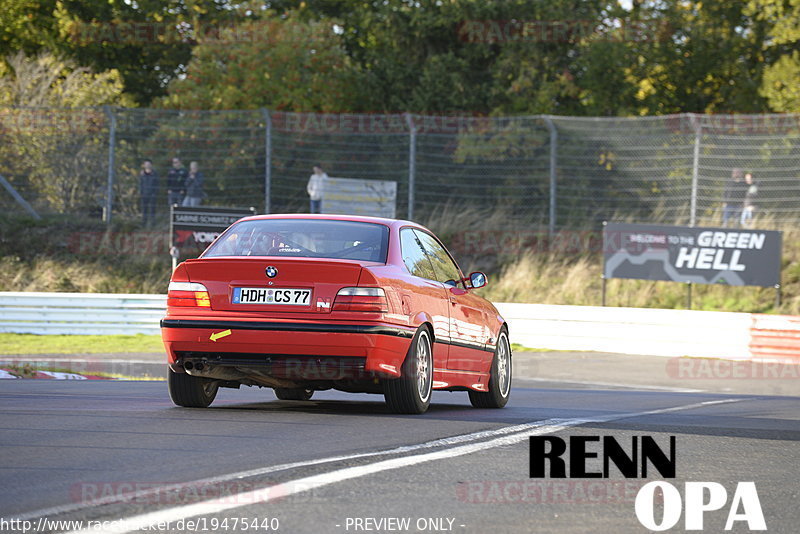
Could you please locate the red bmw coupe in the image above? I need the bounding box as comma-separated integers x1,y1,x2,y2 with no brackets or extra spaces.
161,214,511,414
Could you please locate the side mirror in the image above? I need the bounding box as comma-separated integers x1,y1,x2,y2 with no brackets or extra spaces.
469,271,487,289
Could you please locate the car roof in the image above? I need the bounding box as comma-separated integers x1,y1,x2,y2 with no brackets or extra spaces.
236,213,426,230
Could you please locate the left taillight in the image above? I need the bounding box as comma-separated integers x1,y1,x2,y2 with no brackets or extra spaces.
333,287,388,313
167,281,211,308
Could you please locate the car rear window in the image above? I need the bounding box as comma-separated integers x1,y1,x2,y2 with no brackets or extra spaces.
202,219,390,263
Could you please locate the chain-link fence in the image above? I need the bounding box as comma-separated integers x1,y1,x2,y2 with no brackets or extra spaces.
2,109,799,231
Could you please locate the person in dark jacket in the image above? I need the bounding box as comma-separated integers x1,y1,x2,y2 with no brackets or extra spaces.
167,157,187,207
139,159,158,226
182,161,205,207
722,168,748,227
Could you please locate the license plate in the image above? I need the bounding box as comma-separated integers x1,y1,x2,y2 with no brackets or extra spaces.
233,287,311,306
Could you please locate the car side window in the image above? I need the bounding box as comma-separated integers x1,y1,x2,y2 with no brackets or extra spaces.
400,228,437,280
413,230,463,287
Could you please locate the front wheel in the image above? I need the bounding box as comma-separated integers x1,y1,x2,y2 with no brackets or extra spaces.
469,330,511,408
168,369,218,408
274,388,314,401
383,327,433,414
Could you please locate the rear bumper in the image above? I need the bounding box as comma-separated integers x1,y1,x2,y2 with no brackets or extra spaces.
161,317,415,378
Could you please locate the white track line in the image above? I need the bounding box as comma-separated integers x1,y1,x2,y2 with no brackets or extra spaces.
518,377,703,393
58,398,741,534
15,418,568,521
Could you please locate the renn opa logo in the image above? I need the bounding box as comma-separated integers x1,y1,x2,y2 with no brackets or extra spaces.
530,435,766,531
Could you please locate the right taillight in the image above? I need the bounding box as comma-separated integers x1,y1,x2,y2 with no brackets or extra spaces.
167,281,211,308
333,287,388,313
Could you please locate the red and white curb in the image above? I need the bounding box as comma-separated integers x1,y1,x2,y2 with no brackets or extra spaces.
0,369,112,380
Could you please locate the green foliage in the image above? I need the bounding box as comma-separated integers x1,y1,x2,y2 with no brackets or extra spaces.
0,52,134,213
748,0,800,112
160,16,360,111
0,0,788,114
0,0,59,57
0,0,256,105
761,52,800,112
621,0,769,114
51,0,240,106
0,51,132,107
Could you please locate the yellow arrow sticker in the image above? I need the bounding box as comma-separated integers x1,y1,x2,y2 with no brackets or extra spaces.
209,329,232,342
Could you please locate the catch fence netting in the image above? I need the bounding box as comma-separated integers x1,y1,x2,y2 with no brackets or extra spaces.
1,109,799,231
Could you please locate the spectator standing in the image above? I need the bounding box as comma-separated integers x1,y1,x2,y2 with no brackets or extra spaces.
740,172,758,227
307,165,327,214
139,159,158,226
182,161,205,207
167,157,187,208
722,168,747,227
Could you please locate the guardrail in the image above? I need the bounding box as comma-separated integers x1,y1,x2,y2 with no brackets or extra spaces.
0,292,797,362
495,303,799,363
0,292,166,335
495,303,754,359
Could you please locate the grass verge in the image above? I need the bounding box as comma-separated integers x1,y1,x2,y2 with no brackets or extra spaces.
0,333,164,354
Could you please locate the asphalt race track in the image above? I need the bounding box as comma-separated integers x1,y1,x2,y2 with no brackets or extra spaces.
1,354,799,533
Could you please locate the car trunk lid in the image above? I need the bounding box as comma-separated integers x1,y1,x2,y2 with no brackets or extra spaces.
182,257,367,314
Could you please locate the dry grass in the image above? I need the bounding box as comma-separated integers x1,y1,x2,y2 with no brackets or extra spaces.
418,208,799,314
478,224,800,315
1,211,797,314
0,255,170,294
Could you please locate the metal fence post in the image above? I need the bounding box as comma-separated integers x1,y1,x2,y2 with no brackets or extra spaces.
262,108,272,214
103,105,116,224
543,116,558,239
690,113,701,227
405,113,416,220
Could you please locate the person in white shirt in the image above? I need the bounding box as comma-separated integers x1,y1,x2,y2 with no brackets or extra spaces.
307,165,327,213
740,172,758,227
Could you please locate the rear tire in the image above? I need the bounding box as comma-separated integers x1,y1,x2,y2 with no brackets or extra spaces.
168,369,218,408
274,388,314,401
383,327,433,414
469,330,511,409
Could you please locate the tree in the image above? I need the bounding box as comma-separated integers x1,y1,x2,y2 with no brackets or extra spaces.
747,0,800,112
0,51,132,213
1,0,253,106
0,50,131,107
622,0,770,114
160,16,361,111
1,0,781,114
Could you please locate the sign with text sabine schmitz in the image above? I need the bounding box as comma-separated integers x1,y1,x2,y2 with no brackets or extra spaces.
603,222,782,288
171,206,256,259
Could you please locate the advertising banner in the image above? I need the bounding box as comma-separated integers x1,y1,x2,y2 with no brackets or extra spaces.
170,206,256,259
603,222,782,287
321,177,397,218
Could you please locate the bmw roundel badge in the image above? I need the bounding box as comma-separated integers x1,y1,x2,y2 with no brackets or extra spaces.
265,266,278,278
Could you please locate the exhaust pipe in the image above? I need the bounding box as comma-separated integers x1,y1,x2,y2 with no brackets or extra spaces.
184,361,194,370
195,362,205,371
